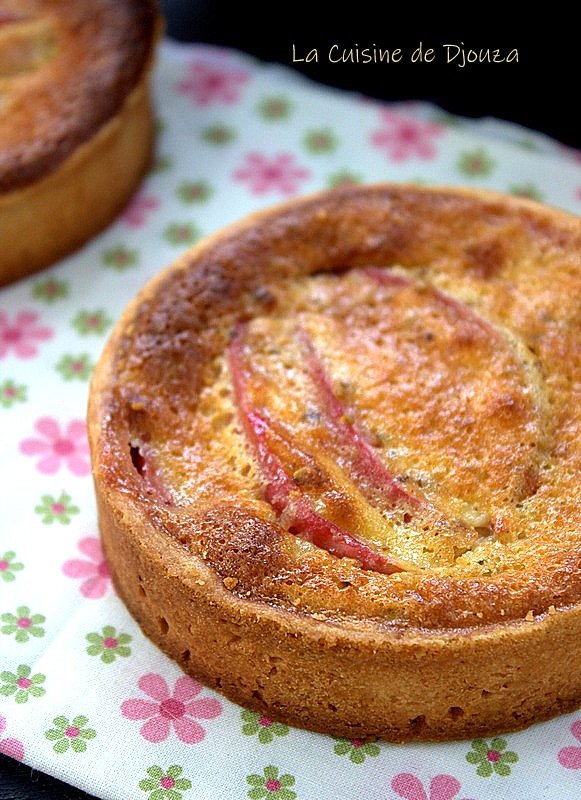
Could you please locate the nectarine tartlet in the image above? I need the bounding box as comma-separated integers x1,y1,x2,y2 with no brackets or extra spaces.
88,185,581,741
0,0,160,286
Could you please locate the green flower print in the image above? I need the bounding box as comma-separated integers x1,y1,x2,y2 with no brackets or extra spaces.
139,765,192,800
55,353,94,381
466,737,519,777
241,710,289,743
151,154,173,173
176,180,213,204
32,277,69,303
304,128,337,153
155,117,167,135
246,766,296,800
45,714,96,754
86,626,132,663
201,124,236,145
0,664,46,703
164,222,199,246
509,182,544,201
35,492,79,525
333,736,381,764
72,309,112,335
457,147,495,177
258,96,292,120
0,551,24,583
102,245,139,270
516,137,539,151
0,379,27,408
1,606,45,643
327,170,362,189
432,111,461,128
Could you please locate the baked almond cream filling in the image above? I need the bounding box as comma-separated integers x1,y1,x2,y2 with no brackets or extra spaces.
0,19,55,79
0,1,159,285
90,186,581,740
140,266,577,578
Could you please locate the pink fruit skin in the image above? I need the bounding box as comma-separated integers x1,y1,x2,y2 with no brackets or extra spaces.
228,325,407,575
297,326,419,508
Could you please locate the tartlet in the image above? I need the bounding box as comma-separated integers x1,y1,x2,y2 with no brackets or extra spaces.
0,0,160,286
88,185,581,742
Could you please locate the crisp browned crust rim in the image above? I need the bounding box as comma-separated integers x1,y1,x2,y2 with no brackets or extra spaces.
0,1,162,285
89,184,581,741
0,0,160,192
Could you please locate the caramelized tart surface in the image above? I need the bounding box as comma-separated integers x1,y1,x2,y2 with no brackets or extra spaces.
89,185,581,739
0,0,159,192
0,0,160,285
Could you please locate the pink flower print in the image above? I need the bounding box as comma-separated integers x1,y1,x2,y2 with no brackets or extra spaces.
62,537,112,599
558,143,581,163
370,110,443,161
559,720,581,769
0,311,52,359
0,715,24,762
391,773,475,800
19,417,90,476
121,673,222,744
232,152,311,195
176,59,250,105
122,192,160,227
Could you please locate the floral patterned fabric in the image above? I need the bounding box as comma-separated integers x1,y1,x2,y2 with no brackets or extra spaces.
0,39,580,800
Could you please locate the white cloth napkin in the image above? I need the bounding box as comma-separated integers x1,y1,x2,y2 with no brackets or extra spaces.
1,39,580,800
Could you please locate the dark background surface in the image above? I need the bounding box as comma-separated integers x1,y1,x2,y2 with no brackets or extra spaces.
1,3,577,799
165,0,578,148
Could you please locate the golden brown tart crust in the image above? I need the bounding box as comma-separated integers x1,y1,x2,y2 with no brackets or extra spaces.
89,185,581,741
0,0,160,284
